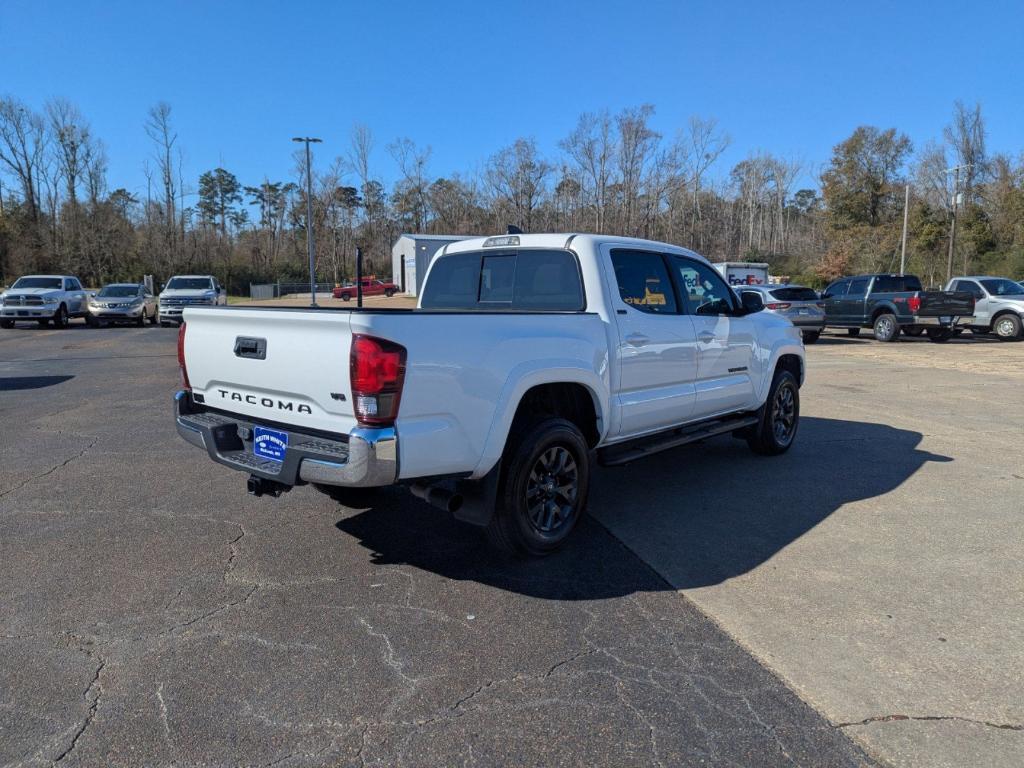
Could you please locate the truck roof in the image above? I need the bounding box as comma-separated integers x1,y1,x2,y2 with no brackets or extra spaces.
443,233,709,263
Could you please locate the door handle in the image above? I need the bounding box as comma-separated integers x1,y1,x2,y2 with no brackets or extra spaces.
625,333,650,347
698,331,715,343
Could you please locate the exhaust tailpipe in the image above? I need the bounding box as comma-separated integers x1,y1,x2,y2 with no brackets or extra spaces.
410,483,463,514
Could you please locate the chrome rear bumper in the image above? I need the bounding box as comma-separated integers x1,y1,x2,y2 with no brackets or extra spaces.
174,391,397,487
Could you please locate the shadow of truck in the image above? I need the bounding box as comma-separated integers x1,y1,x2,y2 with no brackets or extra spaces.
335,417,949,598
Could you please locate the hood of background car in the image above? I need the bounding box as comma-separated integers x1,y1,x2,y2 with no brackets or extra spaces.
160,289,214,298
6,287,62,297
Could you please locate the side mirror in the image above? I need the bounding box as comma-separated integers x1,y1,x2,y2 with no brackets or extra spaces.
740,291,764,314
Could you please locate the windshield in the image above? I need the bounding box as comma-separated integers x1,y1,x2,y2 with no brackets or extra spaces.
166,277,213,291
98,285,141,298
770,286,818,301
980,278,1024,296
12,277,63,290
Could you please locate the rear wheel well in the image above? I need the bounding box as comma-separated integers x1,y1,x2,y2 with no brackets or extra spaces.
776,354,802,387
870,306,895,322
508,383,600,448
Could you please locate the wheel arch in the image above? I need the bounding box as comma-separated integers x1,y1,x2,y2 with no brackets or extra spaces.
474,372,607,479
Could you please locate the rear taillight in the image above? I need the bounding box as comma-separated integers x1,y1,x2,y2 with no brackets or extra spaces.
765,302,791,310
908,296,921,313
177,322,190,390
350,334,406,426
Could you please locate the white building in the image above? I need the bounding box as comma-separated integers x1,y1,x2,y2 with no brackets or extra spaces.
391,234,473,297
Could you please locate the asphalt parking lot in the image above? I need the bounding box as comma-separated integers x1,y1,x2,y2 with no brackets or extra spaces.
1,322,1021,767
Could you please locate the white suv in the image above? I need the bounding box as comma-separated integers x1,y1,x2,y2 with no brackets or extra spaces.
0,275,89,329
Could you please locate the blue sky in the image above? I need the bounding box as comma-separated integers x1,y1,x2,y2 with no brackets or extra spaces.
3,0,1022,201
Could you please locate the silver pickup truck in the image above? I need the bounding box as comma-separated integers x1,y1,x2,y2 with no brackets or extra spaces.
945,276,1024,340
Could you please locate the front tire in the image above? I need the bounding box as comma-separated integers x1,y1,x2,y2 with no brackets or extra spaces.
0,319,13,329
993,314,1022,341
747,369,800,456
487,418,589,556
136,309,146,327
873,313,900,342
385,289,395,298
340,292,351,302
52,304,69,329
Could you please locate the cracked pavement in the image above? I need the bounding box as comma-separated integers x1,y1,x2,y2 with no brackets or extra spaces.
0,325,878,767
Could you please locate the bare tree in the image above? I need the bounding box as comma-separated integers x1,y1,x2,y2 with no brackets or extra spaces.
388,137,432,232
682,116,730,250
560,111,617,231
144,102,179,262
485,138,551,232
0,96,48,229
944,100,987,201
616,105,659,236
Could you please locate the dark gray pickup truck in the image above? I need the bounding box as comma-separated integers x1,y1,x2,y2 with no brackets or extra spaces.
821,274,975,342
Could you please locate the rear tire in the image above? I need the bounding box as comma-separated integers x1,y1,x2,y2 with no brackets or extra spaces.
136,309,146,327
149,310,158,325
340,292,351,302
86,315,98,327
385,289,395,298
747,369,800,456
802,331,820,344
37,318,49,327
873,313,900,342
992,313,1022,341
926,328,953,343
0,319,13,329
486,418,589,557
903,326,924,337
847,328,861,337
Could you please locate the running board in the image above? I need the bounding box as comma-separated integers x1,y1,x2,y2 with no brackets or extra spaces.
598,413,760,467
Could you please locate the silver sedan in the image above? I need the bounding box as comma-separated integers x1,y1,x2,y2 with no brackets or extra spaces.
739,284,826,343
87,283,158,326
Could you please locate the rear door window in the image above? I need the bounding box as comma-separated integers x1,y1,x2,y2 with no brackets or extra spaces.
848,278,870,297
824,280,848,298
610,250,677,314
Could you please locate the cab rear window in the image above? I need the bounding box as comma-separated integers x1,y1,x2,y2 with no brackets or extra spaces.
421,249,584,311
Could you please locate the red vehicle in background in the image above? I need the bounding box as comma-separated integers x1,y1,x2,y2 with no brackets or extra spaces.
333,277,398,301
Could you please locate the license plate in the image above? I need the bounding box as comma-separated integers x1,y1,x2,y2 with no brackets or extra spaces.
798,309,810,315
253,426,288,462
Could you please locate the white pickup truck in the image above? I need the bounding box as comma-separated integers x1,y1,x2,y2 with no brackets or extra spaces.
175,234,805,554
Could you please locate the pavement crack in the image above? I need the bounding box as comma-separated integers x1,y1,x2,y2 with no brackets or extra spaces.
158,584,259,636
835,713,1024,731
155,682,171,739
0,437,98,500
51,657,105,765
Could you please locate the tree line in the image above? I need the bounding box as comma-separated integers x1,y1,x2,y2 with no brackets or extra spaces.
1,96,1021,292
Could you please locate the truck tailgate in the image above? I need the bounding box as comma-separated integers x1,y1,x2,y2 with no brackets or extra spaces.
918,291,975,317
181,307,358,434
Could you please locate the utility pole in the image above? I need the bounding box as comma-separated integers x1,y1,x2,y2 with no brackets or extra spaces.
292,136,323,306
899,184,909,275
945,163,972,282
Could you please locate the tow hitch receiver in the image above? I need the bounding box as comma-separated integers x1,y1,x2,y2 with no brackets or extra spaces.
247,474,290,498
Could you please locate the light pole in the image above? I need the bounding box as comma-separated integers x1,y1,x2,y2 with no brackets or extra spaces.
292,136,322,306
945,163,973,282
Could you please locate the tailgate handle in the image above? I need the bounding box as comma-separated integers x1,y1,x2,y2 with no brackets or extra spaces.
234,336,267,360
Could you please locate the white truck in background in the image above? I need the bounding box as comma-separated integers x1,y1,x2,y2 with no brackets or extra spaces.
174,234,805,555
713,261,770,288
159,275,227,326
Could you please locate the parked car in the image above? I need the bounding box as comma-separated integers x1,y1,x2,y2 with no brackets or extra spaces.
737,284,825,343
944,276,1024,340
173,233,805,556
821,274,974,342
87,283,158,326
0,274,89,329
333,278,397,301
158,275,226,326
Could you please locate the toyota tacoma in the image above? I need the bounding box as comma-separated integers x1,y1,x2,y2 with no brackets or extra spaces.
174,234,805,554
